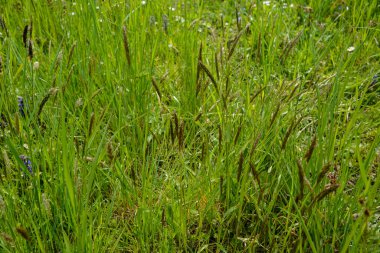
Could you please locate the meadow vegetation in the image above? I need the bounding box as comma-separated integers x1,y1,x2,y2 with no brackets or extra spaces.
0,0,379,252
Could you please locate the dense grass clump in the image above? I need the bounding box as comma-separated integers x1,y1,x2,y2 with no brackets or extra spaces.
0,1,379,252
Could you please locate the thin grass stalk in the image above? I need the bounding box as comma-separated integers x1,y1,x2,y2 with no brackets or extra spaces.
296,159,305,202
0,15,9,36
88,112,95,137
235,7,241,31
218,125,223,152
14,113,20,135
196,43,202,95
173,110,179,138
214,51,219,80
220,176,224,201
178,120,184,151
257,32,261,61
237,152,244,182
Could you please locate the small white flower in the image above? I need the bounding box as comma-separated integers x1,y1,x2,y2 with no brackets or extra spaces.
33,61,39,70
263,1,271,6
347,46,355,52
141,0,146,5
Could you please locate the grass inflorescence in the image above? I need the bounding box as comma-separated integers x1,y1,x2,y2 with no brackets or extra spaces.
0,0,379,252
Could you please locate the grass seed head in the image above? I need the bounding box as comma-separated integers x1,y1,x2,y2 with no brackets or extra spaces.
249,161,261,186
16,226,30,241
107,141,114,161
67,41,77,67
28,40,33,59
250,132,261,158
0,232,13,244
22,25,28,47
269,104,281,128
161,209,167,227
37,93,51,119
312,183,339,206
122,25,131,66
227,24,250,61
304,135,317,162
169,120,175,144
234,123,242,145
151,77,162,100
316,162,331,185
198,60,218,92
281,121,295,150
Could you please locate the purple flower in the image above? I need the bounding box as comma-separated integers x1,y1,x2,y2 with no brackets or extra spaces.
19,155,33,174
371,74,379,86
17,96,26,117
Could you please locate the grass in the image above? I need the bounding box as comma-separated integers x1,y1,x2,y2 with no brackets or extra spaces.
0,0,379,252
